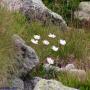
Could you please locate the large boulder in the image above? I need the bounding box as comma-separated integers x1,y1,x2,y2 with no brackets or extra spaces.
0,0,67,30
74,2,90,27
11,77,42,90
5,34,40,90
12,34,39,78
34,79,78,90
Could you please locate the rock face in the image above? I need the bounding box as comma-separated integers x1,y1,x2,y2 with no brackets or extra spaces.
74,2,90,27
12,34,39,77
12,78,24,90
34,79,78,90
11,77,41,90
0,0,67,30
10,34,40,90
0,0,23,11
24,77,42,90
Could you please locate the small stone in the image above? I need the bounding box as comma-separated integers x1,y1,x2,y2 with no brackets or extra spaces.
65,64,75,71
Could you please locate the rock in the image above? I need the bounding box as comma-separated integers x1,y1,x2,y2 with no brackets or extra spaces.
24,80,33,90
65,64,75,71
34,79,78,90
24,77,42,90
8,35,41,90
12,78,24,90
31,77,42,87
0,0,23,11
12,34,39,77
11,77,41,90
79,2,90,13
0,0,67,30
74,2,90,27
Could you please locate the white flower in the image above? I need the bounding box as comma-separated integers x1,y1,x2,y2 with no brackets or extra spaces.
60,39,66,45
51,46,59,52
47,57,54,65
31,39,38,44
48,33,56,38
34,35,41,40
43,40,50,45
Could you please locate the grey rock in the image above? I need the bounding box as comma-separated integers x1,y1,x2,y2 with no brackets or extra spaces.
74,2,90,21
24,77,42,90
0,0,23,11
65,64,76,71
12,78,24,90
24,80,33,90
11,77,41,90
12,34,39,77
31,77,42,87
34,79,78,90
0,0,67,30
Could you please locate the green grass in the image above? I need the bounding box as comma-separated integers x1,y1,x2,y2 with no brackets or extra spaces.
57,71,90,90
0,8,90,89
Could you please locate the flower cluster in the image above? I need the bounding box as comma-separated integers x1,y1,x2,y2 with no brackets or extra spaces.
31,35,41,44
31,33,66,52
31,33,67,65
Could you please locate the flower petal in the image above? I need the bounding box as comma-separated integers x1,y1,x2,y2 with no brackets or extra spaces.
31,39,38,44
51,46,59,51
43,40,50,45
34,35,41,40
60,39,66,45
48,33,56,38
47,57,54,64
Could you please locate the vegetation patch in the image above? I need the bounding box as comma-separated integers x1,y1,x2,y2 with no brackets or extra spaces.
0,7,90,89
